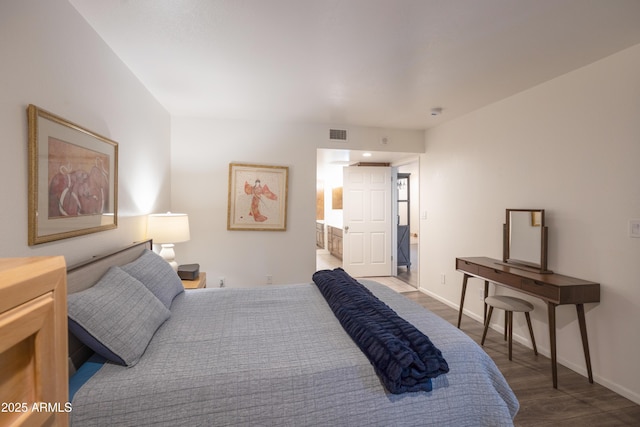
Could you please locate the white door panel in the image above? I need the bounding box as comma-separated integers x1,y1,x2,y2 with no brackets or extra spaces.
370,232,387,264
349,190,364,221
371,190,386,221
349,232,365,265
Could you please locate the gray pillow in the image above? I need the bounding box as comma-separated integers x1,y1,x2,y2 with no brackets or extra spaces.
68,266,171,366
121,249,184,309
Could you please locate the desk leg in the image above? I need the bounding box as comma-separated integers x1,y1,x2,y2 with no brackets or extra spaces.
483,281,489,323
576,304,594,384
547,302,558,388
457,274,469,328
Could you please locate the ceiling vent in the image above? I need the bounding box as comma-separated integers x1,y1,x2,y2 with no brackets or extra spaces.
329,129,348,141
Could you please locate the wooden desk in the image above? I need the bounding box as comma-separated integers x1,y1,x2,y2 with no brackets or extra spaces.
456,257,599,388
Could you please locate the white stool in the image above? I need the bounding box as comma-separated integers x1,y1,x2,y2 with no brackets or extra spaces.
481,295,537,361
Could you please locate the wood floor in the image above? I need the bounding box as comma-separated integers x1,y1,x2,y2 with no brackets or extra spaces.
402,290,640,426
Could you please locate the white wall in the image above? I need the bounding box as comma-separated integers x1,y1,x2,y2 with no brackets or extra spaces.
171,117,424,287
419,44,640,403
0,0,171,265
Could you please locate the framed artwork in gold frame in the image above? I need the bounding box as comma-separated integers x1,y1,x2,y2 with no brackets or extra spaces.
227,163,288,231
27,104,118,245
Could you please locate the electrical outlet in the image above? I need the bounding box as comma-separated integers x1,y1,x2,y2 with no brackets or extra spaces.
266,275,273,284
478,289,485,301
219,277,225,288
440,274,446,284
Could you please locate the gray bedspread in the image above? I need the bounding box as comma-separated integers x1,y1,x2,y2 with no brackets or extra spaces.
71,280,518,426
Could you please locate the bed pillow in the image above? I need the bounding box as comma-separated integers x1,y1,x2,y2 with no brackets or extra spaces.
121,249,184,309
67,266,171,367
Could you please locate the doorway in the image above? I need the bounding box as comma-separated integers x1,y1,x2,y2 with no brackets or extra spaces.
394,164,419,287
315,149,419,287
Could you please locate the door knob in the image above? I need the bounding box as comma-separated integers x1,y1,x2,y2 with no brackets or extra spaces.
344,226,349,233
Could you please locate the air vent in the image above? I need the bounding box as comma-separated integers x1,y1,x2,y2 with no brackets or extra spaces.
329,129,347,141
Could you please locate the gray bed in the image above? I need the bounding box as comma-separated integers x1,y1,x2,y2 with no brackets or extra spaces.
66,241,518,426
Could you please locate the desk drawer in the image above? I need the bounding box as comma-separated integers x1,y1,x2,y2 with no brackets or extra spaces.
477,266,521,288
521,279,559,301
456,259,479,275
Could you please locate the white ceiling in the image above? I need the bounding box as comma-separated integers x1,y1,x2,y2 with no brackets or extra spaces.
69,0,640,131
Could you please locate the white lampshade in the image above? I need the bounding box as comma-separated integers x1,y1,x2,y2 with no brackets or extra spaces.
147,212,190,244
147,212,190,271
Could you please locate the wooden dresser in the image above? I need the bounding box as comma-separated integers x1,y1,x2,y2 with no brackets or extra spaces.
0,256,68,426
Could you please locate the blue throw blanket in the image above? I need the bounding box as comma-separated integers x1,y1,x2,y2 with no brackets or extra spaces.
312,268,449,394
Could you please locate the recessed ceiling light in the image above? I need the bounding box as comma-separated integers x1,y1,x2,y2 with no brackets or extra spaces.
363,152,372,157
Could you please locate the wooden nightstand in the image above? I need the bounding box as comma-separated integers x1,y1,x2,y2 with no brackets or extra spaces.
181,272,206,289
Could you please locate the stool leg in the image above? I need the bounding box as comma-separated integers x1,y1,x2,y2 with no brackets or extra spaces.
507,311,513,361
504,316,508,341
525,312,538,355
481,306,494,346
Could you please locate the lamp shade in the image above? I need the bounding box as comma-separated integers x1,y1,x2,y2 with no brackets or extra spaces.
147,212,190,244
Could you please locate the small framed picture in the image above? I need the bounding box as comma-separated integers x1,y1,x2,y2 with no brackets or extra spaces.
28,105,118,245
227,163,288,231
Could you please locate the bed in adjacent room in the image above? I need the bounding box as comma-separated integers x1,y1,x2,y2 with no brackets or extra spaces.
65,240,518,426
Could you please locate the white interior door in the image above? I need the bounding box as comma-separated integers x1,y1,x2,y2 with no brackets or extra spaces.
342,166,394,277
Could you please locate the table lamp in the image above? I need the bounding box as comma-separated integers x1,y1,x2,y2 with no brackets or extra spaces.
147,212,190,271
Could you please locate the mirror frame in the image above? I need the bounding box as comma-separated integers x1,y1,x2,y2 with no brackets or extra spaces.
503,208,552,273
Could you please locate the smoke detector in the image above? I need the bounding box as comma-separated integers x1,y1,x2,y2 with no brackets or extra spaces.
430,107,443,116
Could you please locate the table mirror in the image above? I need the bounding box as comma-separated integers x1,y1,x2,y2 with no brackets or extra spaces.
503,209,551,273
